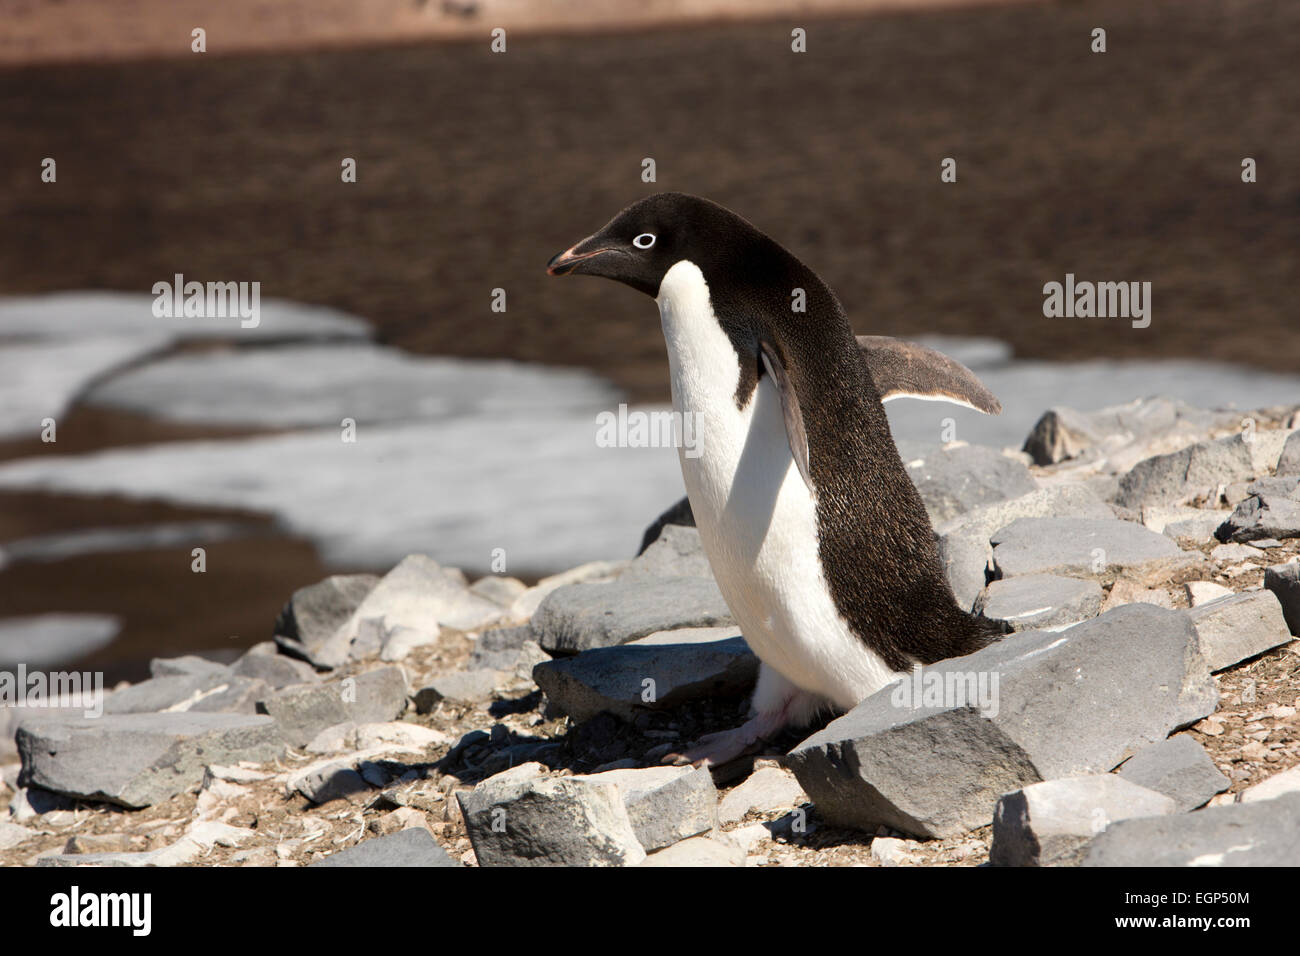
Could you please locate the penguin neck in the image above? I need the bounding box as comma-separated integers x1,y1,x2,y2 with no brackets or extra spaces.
655,260,744,420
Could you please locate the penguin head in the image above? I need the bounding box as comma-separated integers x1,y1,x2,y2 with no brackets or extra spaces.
547,192,753,297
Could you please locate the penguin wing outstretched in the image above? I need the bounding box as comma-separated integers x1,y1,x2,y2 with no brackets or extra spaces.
856,336,1002,415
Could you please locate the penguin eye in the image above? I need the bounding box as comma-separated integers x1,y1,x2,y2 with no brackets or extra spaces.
632,233,656,249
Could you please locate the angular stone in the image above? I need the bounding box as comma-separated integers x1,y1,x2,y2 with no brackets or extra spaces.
897,442,1037,526
571,765,717,852
1264,563,1300,634
1116,435,1255,509
936,486,1117,610
318,556,504,668
273,573,379,664
1275,430,1300,476
311,826,460,867
622,525,714,581
1241,764,1300,803
975,574,1102,631
1217,479,1300,542
413,670,499,710
507,560,628,622
783,605,1216,838
458,762,646,866
641,834,744,867
468,575,527,607
531,577,734,655
104,673,269,716
638,496,696,554
16,712,282,808
1184,581,1234,607
991,775,1176,866
149,655,229,679
1116,735,1229,811
256,666,408,747
991,517,1197,582
230,649,319,689
1083,793,1300,866
1187,591,1293,671
717,765,808,825
532,636,758,723
379,625,441,663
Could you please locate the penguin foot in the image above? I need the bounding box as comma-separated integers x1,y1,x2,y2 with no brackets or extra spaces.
662,712,785,768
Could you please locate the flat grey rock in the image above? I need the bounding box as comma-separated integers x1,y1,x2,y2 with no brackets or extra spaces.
149,655,230,679
230,649,319,689
638,496,696,554
1022,398,1237,468
458,763,646,866
16,712,283,808
1264,563,1300,635
531,577,734,655
273,574,379,665
991,517,1197,582
1116,735,1229,812
311,827,460,867
104,672,269,716
1187,590,1293,671
1084,793,1300,866
783,604,1216,838
897,442,1037,526
570,765,717,852
975,574,1102,631
256,666,408,747
991,775,1177,867
1116,435,1256,509
936,486,1116,610
533,636,758,723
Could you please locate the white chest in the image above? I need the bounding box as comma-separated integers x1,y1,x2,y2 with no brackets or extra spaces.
654,261,898,709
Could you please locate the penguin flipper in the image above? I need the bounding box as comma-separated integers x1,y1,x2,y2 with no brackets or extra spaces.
856,336,1002,415
759,341,813,492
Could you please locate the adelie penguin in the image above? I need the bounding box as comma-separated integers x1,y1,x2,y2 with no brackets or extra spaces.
547,192,1003,767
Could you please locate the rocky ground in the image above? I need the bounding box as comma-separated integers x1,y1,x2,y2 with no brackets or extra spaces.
3,395,1300,867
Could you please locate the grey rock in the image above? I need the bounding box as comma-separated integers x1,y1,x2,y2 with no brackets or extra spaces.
623,525,714,581
1116,435,1256,509
1163,511,1231,544
1116,735,1229,812
230,649,319,689
1023,398,1234,468
104,673,269,716
413,670,499,710
897,442,1037,526
717,765,808,825
1184,581,1234,607
468,575,527,607
468,625,540,671
990,517,1197,582
458,762,646,866
571,765,718,852
1187,590,1293,671
16,712,283,808
638,496,696,554
1264,563,1300,634
937,486,1114,609
1216,479,1300,542
784,605,1216,838
311,826,460,867
317,556,504,668
1084,793,1300,866
149,655,230,679
1276,430,1300,476
991,775,1177,866
1241,764,1300,803
533,636,758,723
0,821,35,850
641,834,744,867
255,666,408,747
975,574,1102,631
273,574,379,664
531,577,734,655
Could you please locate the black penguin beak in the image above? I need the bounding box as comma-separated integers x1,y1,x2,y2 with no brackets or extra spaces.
546,235,622,276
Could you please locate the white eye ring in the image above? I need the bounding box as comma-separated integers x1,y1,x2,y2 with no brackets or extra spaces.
633,233,656,249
